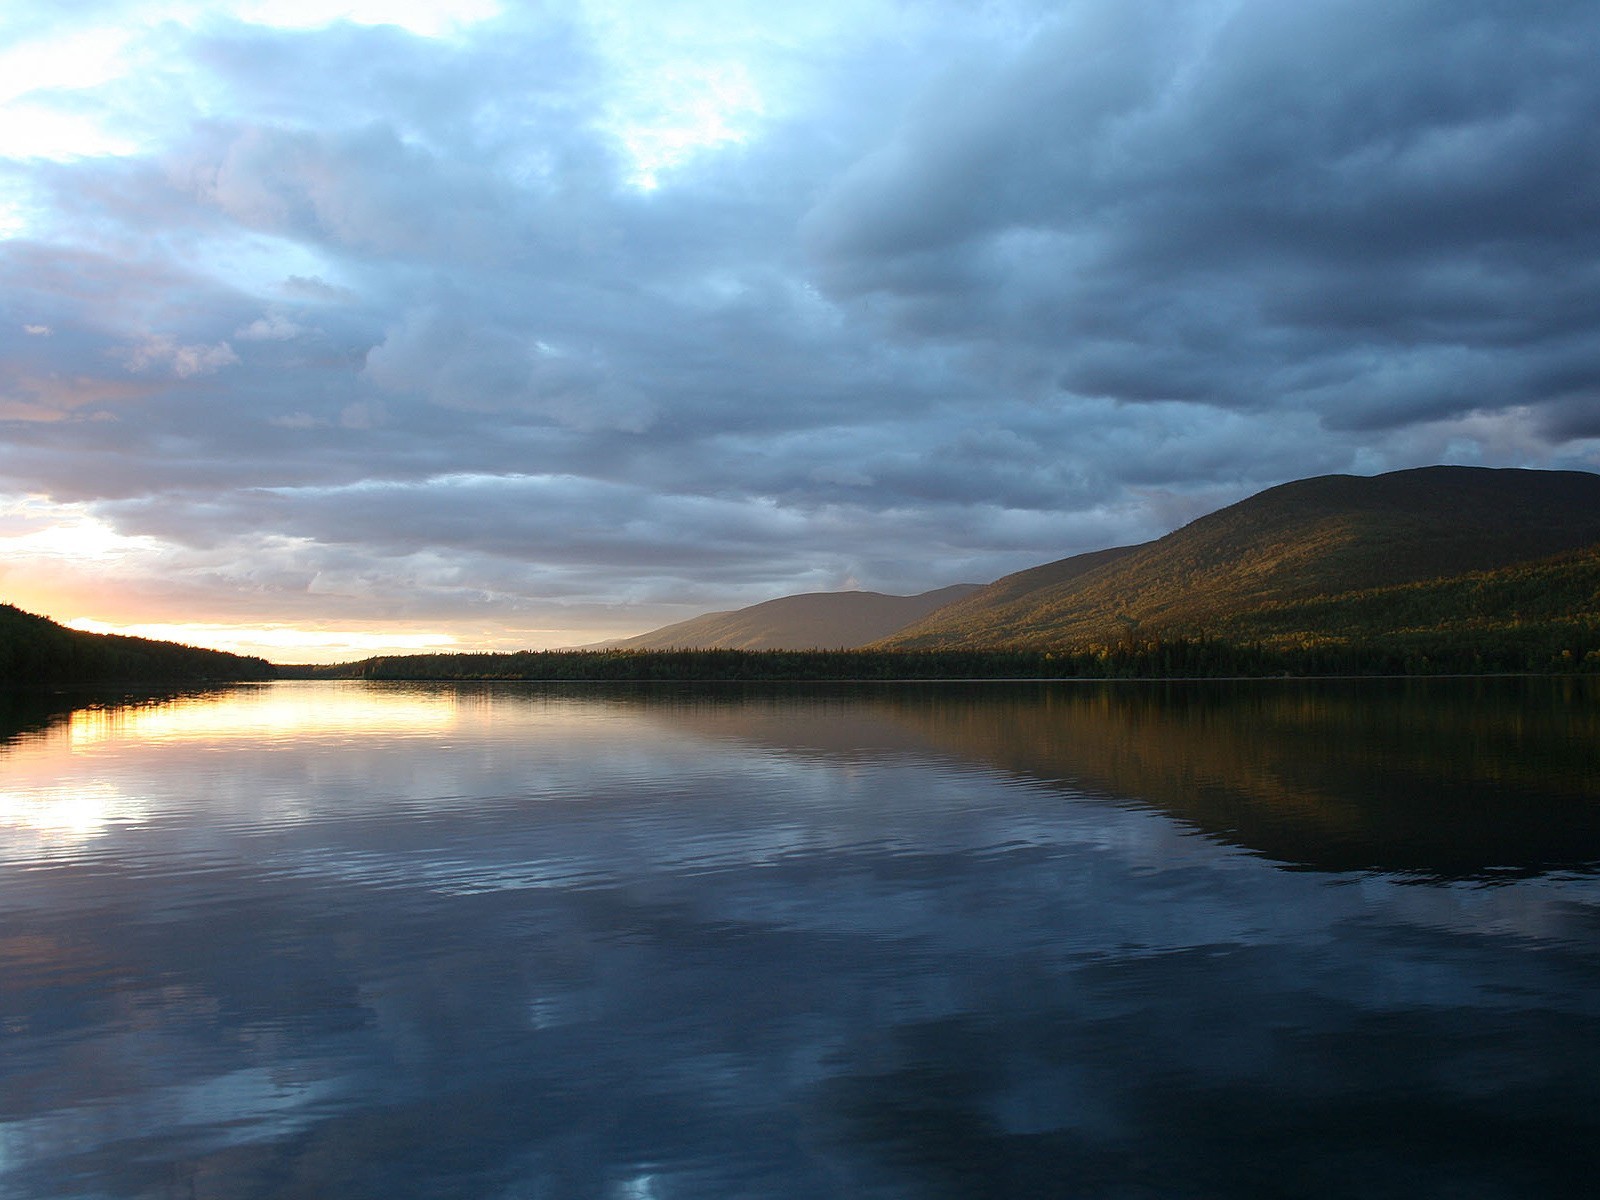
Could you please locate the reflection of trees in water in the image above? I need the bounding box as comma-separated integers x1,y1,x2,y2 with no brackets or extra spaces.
0,687,225,748
9,677,1597,878
624,678,1600,881
890,680,1600,879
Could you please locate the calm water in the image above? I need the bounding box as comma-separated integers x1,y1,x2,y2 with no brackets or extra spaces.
2,678,1598,1199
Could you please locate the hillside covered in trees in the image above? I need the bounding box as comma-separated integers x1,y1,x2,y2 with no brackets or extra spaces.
876,466,1600,655
0,604,274,685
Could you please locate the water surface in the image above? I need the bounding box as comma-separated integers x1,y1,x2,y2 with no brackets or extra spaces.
2,679,1598,1198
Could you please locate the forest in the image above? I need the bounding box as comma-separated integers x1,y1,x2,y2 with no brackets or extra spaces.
281,631,1599,683
0,603,274,685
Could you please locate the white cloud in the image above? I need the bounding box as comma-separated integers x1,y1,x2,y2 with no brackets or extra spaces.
122,335,241,378
0,26,131,105
0,103,140,161
605,60,766,191
235,0,502,38
235,312,305,341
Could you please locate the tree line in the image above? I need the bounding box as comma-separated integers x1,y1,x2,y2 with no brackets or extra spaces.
0,604,274,685
281,633,1600,683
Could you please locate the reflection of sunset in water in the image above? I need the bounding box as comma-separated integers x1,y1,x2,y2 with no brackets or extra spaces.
0,780,143,851
64,683,459,748
2,680,1598,1198
2,685,464,854
51,682,654,751
0,684,702,857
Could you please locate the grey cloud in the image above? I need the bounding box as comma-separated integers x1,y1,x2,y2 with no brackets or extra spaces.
280,274,357,302
3,1,1598,642
169,121,514,261
188,15,600,147
363,306,655,432
801,0,1600,431
1541,399,1600,443
86,465,1151,623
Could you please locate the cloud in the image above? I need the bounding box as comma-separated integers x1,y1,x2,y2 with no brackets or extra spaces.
1,0,1598,650
801,0,1600,428
120,333,240,377
234,310,303,340
281,274,356,302
362,306,655,432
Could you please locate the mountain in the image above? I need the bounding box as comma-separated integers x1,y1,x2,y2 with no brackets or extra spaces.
0,603,275,684
877,466,1600,651
1214,540,1600,660
595,584,982,650
873,544,1141,646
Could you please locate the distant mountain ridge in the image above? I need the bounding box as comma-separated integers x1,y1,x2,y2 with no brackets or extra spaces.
595,466,1600,658
592,584,982,650
877,466,1600,650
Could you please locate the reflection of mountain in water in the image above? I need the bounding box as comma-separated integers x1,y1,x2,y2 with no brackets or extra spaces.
8,678,1597,880
623,678,1600,881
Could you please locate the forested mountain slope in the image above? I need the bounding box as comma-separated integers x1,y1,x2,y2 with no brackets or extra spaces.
877,467,1600,651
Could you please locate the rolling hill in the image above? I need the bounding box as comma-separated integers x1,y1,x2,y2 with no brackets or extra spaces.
595,584,981,650
876,466,1600,651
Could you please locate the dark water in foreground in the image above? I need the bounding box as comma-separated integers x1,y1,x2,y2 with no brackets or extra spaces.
2,678,1598,1198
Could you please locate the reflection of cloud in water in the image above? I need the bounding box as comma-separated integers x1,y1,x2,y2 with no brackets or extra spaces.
0,1064,348,1174
2,681,1599,1197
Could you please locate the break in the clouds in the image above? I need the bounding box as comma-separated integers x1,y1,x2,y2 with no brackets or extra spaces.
2,0,1598,655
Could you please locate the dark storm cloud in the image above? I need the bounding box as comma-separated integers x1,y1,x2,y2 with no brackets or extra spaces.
803,0,1600,426
2,0,1598,640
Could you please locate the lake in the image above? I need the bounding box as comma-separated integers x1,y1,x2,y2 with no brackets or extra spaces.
2,678,1598,1198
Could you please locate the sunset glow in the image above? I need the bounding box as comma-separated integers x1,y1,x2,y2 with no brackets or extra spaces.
66,619,461,663
63,683,457,744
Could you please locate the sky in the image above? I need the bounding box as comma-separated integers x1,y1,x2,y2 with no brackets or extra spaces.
2,0,1598,662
